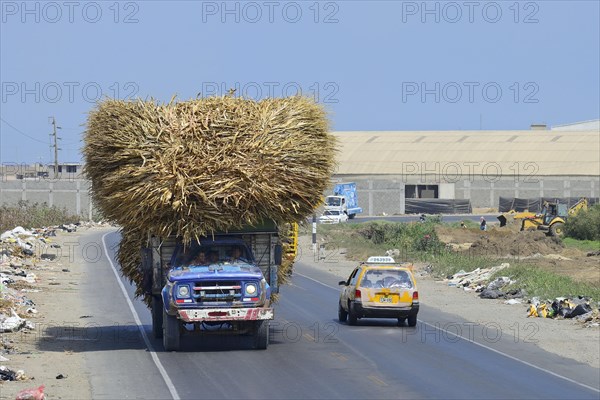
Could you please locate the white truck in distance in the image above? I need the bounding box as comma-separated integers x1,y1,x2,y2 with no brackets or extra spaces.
324,182,363,219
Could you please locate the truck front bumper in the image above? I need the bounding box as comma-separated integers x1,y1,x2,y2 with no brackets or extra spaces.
178,307,274,322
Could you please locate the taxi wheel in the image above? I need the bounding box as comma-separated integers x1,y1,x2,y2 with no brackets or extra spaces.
407,315,417,327
348,303,358,325
397,318,406,326
338,302,348,322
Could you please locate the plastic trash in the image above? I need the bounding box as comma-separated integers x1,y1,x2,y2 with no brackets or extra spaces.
0,365,16,381
487,277,511,291
12,227,28,235
479,289,504,299
15,385,46,400
504,299,522,305
0,309,27,332
565,304,592,319
505,288,527,299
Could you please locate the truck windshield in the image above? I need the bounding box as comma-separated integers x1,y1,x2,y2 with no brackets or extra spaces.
326,197,341,206
172,242,253,267
323,210,340,216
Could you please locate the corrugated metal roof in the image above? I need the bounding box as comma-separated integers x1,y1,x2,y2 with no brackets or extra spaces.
552,119,600,131
332,130,600,176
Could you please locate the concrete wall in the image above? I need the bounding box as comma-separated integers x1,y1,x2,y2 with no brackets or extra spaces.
2,175,599,217
332,175,600,215
0,179,94,218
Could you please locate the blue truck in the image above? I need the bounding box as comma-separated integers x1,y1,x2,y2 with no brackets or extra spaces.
324,182,363,219
142,220,283,351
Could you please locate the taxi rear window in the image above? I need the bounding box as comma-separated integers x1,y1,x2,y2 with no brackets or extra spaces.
360,269,413,289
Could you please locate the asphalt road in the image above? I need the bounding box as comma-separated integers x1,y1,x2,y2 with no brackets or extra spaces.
71,229,599,399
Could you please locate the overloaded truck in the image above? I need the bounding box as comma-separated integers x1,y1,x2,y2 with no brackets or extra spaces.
324,182,363,219
142,220,283,351
84,96,336,352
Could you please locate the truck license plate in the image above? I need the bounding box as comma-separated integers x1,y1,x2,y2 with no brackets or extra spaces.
380,296,392,303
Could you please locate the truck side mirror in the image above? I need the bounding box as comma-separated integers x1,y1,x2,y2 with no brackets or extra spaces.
274,244,282,266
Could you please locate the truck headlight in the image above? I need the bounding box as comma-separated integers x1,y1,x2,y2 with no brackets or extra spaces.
178,285,190,298
245,283,257,295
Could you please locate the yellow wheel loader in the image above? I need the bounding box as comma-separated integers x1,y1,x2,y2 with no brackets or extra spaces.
498,198,588,237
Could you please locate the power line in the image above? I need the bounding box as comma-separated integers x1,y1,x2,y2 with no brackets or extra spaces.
0,118,49,144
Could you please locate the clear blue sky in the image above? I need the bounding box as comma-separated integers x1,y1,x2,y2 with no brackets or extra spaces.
1,1,599,163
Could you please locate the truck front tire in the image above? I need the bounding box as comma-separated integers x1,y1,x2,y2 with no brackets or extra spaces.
254,320,269,350
163,309,180,351
152,296,163,339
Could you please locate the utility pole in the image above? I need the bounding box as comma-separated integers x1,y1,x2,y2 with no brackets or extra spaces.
49,117,61,179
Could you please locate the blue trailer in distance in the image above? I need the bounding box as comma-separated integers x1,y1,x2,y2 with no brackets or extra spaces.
324,182,363,219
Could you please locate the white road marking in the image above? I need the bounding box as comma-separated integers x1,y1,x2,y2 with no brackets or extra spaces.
102,232,180,400
295,272,339,290
295,271,600,393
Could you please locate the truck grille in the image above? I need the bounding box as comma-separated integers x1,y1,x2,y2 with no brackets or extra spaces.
193,280,243,302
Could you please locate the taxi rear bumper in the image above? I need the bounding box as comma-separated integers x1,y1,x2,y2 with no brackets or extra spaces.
352,302,419,319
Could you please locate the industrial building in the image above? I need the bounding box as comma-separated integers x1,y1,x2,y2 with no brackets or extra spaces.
331,122,600,215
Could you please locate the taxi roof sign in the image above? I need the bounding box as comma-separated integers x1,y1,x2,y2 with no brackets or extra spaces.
366,256,396,264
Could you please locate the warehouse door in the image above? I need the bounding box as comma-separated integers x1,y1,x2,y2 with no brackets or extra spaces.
405,185,438,199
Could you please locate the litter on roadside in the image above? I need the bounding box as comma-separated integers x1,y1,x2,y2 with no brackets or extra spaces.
15,384,45,400
0,365,27,381
527,296,598,322
445,263,511,290
504,299,522,305
0,309,34,333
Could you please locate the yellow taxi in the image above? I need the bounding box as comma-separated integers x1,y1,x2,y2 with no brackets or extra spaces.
338,256,419,326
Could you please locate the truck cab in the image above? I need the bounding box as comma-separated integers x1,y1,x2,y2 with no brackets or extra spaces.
163,238,271,312
144,221,282,351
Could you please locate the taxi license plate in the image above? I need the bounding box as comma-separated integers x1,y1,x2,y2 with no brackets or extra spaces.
380,296,392,303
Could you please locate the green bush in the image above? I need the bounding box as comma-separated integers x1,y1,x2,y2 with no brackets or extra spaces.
355,221,444,253
565,204,600,241
0,201,80,232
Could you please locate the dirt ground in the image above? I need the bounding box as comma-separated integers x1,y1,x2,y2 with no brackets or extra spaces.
1,227,101,399
436,224,600,285
297,234,600,369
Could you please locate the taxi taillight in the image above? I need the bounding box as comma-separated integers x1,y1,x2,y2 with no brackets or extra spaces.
355,289,362,299
413,291,419,300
